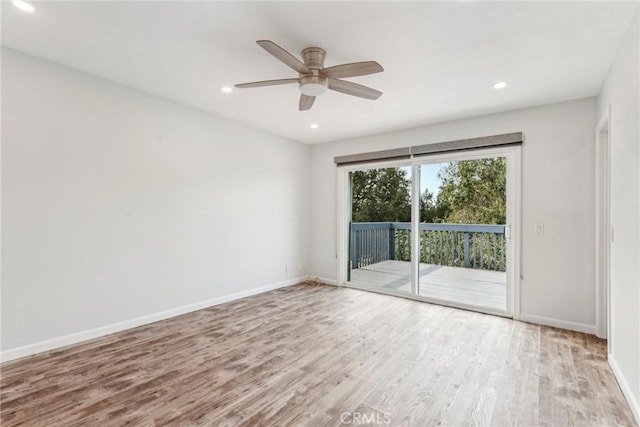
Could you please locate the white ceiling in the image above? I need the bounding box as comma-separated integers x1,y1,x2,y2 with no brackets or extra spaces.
2,1,638,144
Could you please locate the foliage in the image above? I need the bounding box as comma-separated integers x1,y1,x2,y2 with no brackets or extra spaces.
420,189,448,223
351,168,411,222
351,158,506,225
436,158,506,224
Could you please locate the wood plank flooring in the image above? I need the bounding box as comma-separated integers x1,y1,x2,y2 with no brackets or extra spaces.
350,260,507,311
1,284,636,426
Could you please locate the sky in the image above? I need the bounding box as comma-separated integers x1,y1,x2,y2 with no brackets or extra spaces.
401,163,445,197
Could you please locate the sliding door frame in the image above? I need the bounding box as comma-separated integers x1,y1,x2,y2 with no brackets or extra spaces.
336,145,522,319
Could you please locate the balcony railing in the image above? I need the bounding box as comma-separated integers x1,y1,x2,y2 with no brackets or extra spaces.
350,222,506,272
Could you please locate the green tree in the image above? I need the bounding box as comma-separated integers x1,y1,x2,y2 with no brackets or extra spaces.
420,189,448,223
350,159,506,225
436,157,506,224
351,168,411,222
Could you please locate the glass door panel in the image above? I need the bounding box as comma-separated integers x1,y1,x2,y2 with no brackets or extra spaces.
418,158,507,312
348,166,412,295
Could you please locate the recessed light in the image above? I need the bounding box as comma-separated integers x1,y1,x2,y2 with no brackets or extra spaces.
221,86,233,93
310,124,319,129
493,81,507,89
12,0,35,12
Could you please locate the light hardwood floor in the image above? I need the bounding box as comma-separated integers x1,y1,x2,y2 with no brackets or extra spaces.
1,284,636,426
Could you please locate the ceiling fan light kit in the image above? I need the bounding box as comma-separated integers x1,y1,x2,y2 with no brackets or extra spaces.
235,40,384,111
299,76,328,96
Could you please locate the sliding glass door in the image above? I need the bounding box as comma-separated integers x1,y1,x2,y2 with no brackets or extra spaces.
341,146,519,317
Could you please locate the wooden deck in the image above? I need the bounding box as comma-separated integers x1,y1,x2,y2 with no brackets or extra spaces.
349,260,507,311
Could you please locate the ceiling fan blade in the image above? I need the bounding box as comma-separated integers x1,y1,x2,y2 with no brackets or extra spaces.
299,94,315,111
256,40,311,75
235,78,299,89
328,79,382,100
321,61,384,79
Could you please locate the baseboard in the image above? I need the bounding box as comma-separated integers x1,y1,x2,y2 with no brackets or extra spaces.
313,276,337,286
0,276,308,364
609,353,640,424
519,313,596,334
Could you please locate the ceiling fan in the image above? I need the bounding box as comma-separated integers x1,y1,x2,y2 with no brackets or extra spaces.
235,40,384,111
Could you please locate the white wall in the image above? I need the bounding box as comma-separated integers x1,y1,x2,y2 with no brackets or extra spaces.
1,48,310,357
310,98,597,331
597,12,640,420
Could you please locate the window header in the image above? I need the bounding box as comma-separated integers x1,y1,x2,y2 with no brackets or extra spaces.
334,132,523,166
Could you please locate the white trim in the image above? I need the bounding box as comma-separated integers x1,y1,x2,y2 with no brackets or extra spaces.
508,146,523,320
609,353,640,424
594,107,611,340
336,165,350,287
519,313,596,334
0,276,308,364
410,163,421,295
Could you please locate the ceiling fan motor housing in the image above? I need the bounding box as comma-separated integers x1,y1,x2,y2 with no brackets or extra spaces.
301,47,326,69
